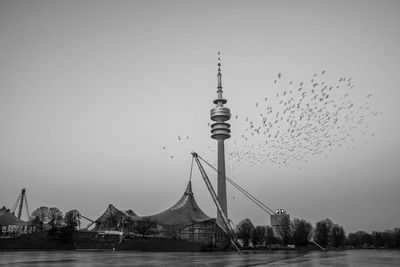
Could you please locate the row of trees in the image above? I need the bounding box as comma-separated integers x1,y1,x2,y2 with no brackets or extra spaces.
30,206,81,231
235,217,400,249
347,229,400,248
236,217,320,249
29,207,400,249
29,206,159,238
313,218,346,248
236,219,277,249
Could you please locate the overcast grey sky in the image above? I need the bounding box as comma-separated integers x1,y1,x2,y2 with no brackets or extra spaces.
0,0,399,233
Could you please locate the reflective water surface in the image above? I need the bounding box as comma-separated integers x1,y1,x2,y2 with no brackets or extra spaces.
0,250,399,266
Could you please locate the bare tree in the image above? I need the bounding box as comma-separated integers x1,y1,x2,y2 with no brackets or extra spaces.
291,218,313,247
64,209,80,230
394,228,400,248
274,215,291,247
381,230,395,248
252,225,266,248
265,225,275,249
330,224,346,248
48,207,63,229
347,232,362,247
347,230,373,248
236,218,255,249
30,206,49,231
314,218,333,247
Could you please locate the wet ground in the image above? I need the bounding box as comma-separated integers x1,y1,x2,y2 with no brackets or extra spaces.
0,250,399,266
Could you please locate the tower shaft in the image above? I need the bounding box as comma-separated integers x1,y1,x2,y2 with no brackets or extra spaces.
217,140,227,222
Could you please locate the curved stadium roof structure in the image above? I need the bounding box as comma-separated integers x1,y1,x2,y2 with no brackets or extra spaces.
94,181,214,229
146,181,211,228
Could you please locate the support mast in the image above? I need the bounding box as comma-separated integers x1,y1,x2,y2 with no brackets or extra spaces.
191,152,239,251
17,189,26,219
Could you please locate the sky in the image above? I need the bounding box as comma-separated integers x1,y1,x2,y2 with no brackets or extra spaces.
0,0,399,234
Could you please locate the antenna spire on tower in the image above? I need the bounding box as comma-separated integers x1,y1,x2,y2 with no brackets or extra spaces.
217,51,222,93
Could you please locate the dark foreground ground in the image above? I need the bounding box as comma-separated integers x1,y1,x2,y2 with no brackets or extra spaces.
0,250,400,266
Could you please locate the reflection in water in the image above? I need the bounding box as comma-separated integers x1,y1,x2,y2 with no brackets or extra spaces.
0,250,400,266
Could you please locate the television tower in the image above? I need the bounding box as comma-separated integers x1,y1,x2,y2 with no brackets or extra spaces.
210,52,231,226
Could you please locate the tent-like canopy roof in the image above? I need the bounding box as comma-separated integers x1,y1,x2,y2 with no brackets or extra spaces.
95,204,137,224
93,181,212,230
0,210,27,226
146,181,211,227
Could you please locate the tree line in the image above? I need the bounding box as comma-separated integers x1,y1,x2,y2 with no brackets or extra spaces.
29,206,400,249
30,206,81,231
29,206,159,238
235,217,400,250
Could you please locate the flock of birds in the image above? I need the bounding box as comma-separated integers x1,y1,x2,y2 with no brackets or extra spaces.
162,71,381,170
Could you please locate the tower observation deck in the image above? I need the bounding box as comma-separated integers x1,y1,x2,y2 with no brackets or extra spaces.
210,52,231,227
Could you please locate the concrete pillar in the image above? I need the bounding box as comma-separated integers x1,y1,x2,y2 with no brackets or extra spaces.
217,139,227,226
